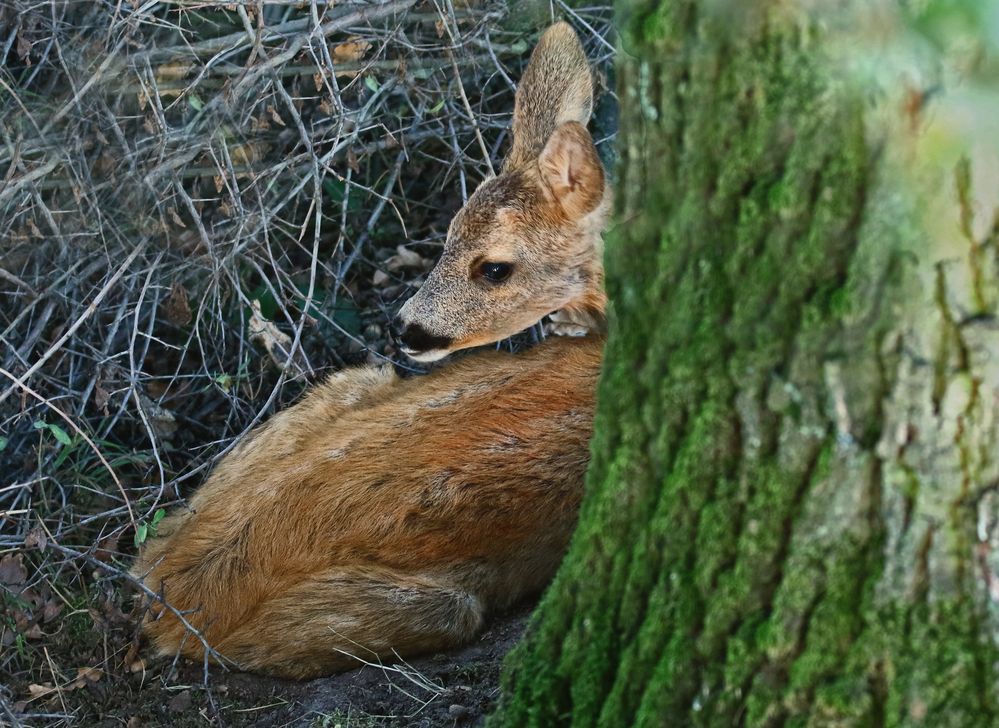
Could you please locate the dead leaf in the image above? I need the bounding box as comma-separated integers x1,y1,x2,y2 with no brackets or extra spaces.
137,392,177,440
28,683,56,699
0,554,26,585
313,72,324,92
93,531,120,563
16,34,31,63
24,528,47,551
94,380,111,413
165,281,192,326
372,269,390,287
155,61,193,81
42,600,62,623
168,689,192,713
213,175,225,193
347,147,359,174
332,37,371,64
267,105,285,127
71,667,102,689
168,208,186,229
248,300,308,374
385,245,430,272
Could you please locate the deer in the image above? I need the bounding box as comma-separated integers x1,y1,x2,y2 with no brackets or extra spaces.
131,21,610,679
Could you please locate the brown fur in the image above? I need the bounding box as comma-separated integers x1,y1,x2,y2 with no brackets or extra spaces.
132,22,609,679
132,339,600,678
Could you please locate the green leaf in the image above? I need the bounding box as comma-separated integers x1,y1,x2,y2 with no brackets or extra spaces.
0,436,7,452
215,373,233,393
152,508,166,526
429,99,446,114
47,423,72,446
134,523,149,548
331,303,363,337
188,94,204,111
364,75,380,93
33,420,73,446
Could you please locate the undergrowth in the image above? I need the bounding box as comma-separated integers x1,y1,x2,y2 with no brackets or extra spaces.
0,1,614,724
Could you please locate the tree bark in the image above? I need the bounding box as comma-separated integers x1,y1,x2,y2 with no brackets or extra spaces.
492,2,999,726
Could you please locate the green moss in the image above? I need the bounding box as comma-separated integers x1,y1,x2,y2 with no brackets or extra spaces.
491,1,998,726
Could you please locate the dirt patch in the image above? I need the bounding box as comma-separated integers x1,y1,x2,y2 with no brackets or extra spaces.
5,609,528,727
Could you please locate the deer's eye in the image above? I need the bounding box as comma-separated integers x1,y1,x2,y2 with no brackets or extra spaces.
478,262,513,283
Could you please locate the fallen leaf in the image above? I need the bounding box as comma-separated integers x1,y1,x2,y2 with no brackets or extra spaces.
155,61,192,80
137,393,177,440
267,105,285,127
71,666,102,689
164,281,192,326
385,245,430,272
27,683,56,699
94,531,120,563
94,380,111,413
248,300,308,374
0,554,26,585
372,269,390,287
332,37,371,64
16,33,31,62
42,600,62,623
168,689,192,713
24,528,47,551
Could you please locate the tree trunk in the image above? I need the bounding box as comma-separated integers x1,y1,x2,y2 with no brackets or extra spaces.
492,2,999,726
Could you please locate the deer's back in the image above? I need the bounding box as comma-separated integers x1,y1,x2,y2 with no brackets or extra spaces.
135,336,601,649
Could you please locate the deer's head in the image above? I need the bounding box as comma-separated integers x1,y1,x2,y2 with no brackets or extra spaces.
396,22,608,362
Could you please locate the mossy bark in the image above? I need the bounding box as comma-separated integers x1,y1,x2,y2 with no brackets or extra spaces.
492,1,999,726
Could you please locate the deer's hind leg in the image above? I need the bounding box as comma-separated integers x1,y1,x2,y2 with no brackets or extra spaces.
208,566,484,679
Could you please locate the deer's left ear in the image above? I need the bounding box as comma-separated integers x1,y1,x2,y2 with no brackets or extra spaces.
538,121,605,221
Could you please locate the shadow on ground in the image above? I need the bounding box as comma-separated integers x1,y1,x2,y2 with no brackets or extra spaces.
19,609,528,727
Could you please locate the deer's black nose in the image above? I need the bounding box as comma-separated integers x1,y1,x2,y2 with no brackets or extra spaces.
397,323,453,353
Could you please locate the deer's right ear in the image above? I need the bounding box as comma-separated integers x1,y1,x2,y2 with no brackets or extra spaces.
538,121,604,221
506,22,593,170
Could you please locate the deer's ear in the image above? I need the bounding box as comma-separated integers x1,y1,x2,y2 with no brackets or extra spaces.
506,22,593,169
538,122,604,220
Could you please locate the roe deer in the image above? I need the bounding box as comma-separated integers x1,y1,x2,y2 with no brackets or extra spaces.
132,21,609,679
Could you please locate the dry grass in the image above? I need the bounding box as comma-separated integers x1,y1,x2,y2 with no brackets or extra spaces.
0,0,613,723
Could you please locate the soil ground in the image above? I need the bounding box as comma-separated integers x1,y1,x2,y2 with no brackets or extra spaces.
6,610,528,727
